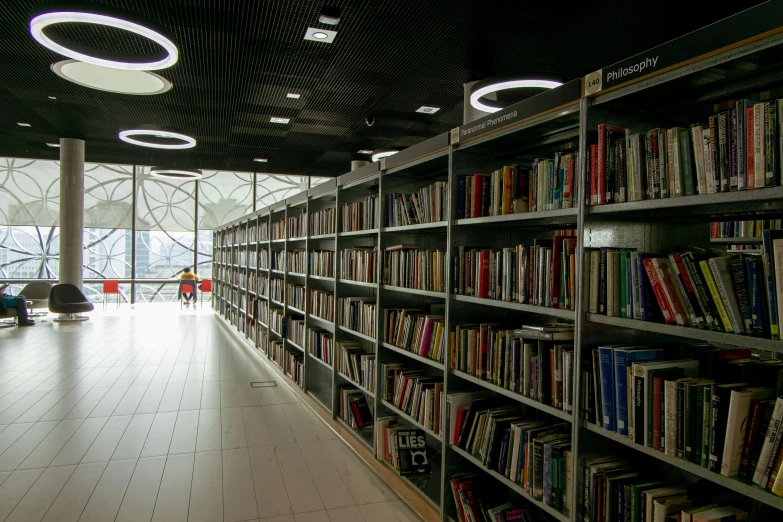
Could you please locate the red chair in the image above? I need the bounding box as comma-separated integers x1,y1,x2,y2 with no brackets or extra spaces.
199,279,212,305
103,280,120,309
179,280,197,308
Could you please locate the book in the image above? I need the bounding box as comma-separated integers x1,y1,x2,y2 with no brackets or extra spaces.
720,387,773,476
692,506,748,522
395,429,430,476
349,395,374,428
752,396,783,486
708,382,748,473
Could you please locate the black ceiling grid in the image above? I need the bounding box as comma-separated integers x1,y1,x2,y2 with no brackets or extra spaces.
0,0,763,177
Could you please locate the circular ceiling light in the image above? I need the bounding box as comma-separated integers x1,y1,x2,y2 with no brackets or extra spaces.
371,148,399,162
312,32,329,39
119,126,196,149
29,7,178,70
470,76,563,113
150,167,202,180
52,60,172,95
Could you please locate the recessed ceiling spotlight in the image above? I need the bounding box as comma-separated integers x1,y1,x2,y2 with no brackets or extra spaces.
52,60,173,95
17,123,31,127
118,125,196,149
48,96,56,100
270,117,290,124
304,27,336,43
357,150,373,155
29,6,179,70
150,167,202,180
286,93,301,99
46,142,60,147
254,158,268,163
318,6,341,25
371,148,399,162
469,76,563,113
416,106,440,114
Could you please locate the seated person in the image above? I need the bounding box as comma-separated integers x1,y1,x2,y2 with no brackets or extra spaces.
179,268,199,304
0,284,34,326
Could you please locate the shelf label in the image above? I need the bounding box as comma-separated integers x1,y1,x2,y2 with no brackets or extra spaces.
584,70,602,96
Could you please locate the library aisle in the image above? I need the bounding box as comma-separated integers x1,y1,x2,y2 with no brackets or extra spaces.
0,305,421,522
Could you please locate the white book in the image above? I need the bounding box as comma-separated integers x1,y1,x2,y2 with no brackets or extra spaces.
702,129,716,193
664,380,679,457
691,125,707,194
720,387,774,477
752,396,783,485
754,102,766,189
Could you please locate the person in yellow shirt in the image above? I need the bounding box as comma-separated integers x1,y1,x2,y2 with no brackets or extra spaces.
179,267,199,304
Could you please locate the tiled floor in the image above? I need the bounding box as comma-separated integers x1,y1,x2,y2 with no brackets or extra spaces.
0,305,422,522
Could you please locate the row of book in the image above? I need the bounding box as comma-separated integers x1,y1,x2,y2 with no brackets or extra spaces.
386,181,448,227
271,218,285,240
336,341,375,391
287,284,305,311
341,196,378,232
270,340,304,388
450,474,542,522
382,362,443,436
589,99,783,205
308,327,332,366
310,250,334,277
288,316,305,348
258,300,268,325
376,422,433,477
584,456,751,522
340,248,377,283
309,288,334,322
339,387,373,430
310,207,336,236
383,308,445,363
453,235,577,309
339,297,377,338
270,308,285,336
710,219,783,239
450,323,575,413
587,344,783,492
288,249,306,273
587,235,783,339
258,248,269,269
288,211,306,239
270,278,283,302
449,392,570,511
383,245,446,292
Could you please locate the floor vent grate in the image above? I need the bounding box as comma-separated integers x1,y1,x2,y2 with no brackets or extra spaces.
250,381,277,388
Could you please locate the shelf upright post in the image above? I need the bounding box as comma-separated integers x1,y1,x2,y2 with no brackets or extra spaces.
303,195,311,394
374,169,384,457
332,185,342,420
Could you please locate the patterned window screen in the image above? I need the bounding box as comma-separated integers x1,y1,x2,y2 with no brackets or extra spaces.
198,170,255,229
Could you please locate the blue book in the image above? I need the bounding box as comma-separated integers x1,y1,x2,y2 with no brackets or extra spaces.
599,346,617,431
456,175,467,220
613,347,663,437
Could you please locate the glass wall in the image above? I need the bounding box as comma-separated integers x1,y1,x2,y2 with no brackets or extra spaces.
0,156,320,303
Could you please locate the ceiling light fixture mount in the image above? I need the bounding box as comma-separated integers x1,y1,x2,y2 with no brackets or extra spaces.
118,125,196,149
270,117,290,124
46,142,60,147
149,167,202,180
52,60,173,95
29,6,179,70
371,148,399,162
469,76,563,113
286,93,301,99
253,158,268,163
357,150,373,155
318,6,341,25
304,27,336,43
416,106,440,114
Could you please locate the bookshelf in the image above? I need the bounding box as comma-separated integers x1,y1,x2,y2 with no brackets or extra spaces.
212,12,783,522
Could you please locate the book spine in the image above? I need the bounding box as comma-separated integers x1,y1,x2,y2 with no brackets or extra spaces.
740,400,767,478
667,255,702,327
676,381,686,457
679,128,696,196
729,255,754,332
709,257,745,334
652,258,687,325
643,258,675,324
737,101,746,190
664,381,678,457
768,101,779,186
754,103,766,190
699,260,734,333
763,231,781,339
681,253,719,330
746,107,755,188
634,370,645,445
729,108,738,191
753,398,783,485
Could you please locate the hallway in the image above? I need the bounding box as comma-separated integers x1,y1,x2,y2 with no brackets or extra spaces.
0,306,420,522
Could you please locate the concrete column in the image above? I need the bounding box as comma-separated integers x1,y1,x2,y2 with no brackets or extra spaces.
59,138,85,289
463,80,495,124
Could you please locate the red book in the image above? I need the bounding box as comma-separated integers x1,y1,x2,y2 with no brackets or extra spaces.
450,477,468,522
643,258,676,324
476,251,490,299
746,107,755,189
740,400,766,477
590,144,599,204
471,174,486,218
453,408,467,445
652,376,667,451
597,125,607,205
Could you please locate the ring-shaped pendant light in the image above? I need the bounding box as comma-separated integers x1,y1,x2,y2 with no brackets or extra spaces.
150,167,202,180
371,148,399,162
119,126,196,149
470,76,563,113
29,7,178,70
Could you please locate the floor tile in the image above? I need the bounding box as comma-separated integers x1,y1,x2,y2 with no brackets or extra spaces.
188,451,222,522
140,412,178,457
222,448,258,522
41,461,107,522
63,386,111,419
282,403,318,443
5,464,76,522
275,443,324,513
50,416,110,467
241,406,273,447
327,506,366,522
195,409,222,453
135,385,167,414
87,386,129,418
200,382,221,410
294,511,331,522
0,424,34,456
81,415,132,463
358,502,402,522
112,413,155,460
179,382,203,411
221,407,248,449
112,386,148,416
0,391,49,424
322,440,395,505
151,453,194,522
220,381,240,408
0,469,46,521
169,410,200,454
248,445,291,518
388,500,422,522
78,458,137,522
0,421,60,472
262,405,295,445
116,455,166,522
299,441,355,509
